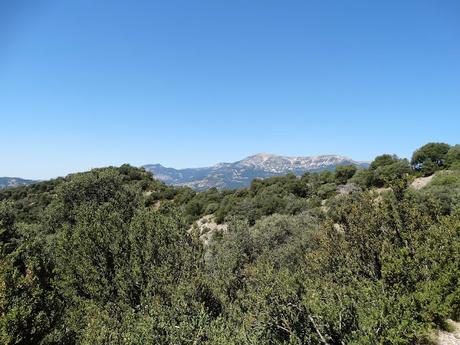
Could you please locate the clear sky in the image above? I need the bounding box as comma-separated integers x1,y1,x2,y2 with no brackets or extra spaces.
1,0,459,179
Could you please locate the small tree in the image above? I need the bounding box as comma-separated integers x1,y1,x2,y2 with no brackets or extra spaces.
411,142,451,172
367,155,411,187
446,145,460,170
335,165,358,184
370,154,400,171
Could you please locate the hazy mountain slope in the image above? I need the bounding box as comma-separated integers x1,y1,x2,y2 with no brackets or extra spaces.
0,177,36,189
144,153,369,190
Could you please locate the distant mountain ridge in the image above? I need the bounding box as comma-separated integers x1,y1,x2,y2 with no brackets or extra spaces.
0,177,36,189
144,153,369,190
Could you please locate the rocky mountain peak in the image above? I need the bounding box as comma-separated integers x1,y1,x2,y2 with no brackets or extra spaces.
144,153,368,190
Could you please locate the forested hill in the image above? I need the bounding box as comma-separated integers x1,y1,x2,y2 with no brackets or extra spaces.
1,142,460,344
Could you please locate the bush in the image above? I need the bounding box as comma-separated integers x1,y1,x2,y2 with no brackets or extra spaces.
447,145,460,170
411,142,451,172
335,165,358,184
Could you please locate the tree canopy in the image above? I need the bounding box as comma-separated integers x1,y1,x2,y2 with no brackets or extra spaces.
1,142,460,344
411,142,451,174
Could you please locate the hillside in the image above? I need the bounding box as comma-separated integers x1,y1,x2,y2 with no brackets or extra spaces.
0,177,36,189
1,142,460,344
144,153,368,190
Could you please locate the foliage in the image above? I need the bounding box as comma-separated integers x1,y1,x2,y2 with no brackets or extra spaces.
1,144,460,344
447,145,460,170
368,154,412,187
411,142,451,174
335,164,357,184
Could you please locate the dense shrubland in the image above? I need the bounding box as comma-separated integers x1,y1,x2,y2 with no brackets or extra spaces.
1,142,460,344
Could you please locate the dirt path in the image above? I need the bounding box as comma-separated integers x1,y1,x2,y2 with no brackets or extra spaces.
410,175,434,190
433,320,460,345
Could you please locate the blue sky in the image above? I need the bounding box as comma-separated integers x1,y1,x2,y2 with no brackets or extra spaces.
1,0,459,179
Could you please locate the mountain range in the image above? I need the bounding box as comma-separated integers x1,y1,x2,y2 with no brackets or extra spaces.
0,177,36,189
144,153,369,190
1,154,368,191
